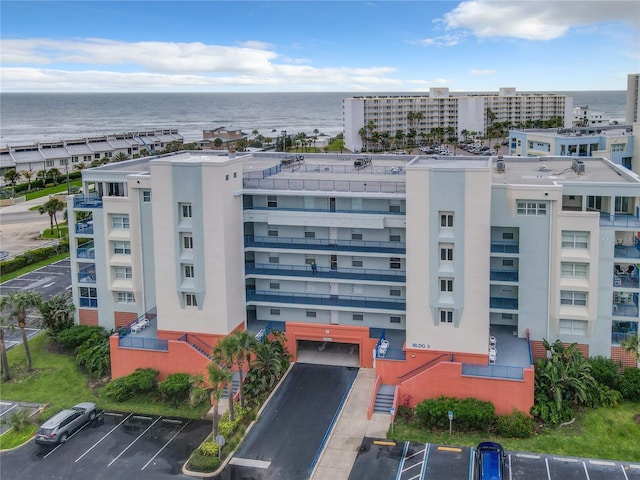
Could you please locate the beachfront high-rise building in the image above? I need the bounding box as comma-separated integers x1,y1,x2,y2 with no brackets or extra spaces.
343,88,573,153
67,151,639,416
627,74,640,124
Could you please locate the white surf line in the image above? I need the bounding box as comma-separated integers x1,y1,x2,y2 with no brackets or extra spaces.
141,420,191,471
229,457,271,469
108,416,162,466
75,413,133,462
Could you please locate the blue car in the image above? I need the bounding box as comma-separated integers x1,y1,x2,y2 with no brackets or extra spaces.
474,441,506,480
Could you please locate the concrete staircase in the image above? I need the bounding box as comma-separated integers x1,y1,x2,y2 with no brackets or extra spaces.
220,371,240,400
373,384,395,414
190,342,212,360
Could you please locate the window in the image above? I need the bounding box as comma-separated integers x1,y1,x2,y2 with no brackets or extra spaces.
502,232,514,240
351,232,363,240
143,191,151,203
268,227,278,237
615,197,630,213
45,160,54,167
562,231,589,248
71,156,79,163
561,262,589,278
440,245,453,261
390,316,401,324
612,143,626,152
268,256,279,264
225,174,229,181
234,172,237,178
439,309,453,324
440,278,453,292
560,291,588,306
269,282,280,290
389,200,401,213
270,308,280,316
112,241,131,255
559,319,588,335
305,257,316,265
83,155,91,162
389,233,401,242
183,234,193,249
116,292,135,303
304,231,316,239
306,311,317,318
390,257,401,269
59,159,68,166
181,203,192,218
353,313,364,321
111,214,129,229
113,266,132,279
79,287,97,298
390,288,402,297
587,196,602,210
516,201,547,215
352,257,363,268
185,293,197,307
267,195,277,208
502,259,514,267
184,265,195,278
440,212,454,227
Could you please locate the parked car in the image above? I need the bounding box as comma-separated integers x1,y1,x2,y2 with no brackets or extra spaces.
474,442,506,480
35,402,97,445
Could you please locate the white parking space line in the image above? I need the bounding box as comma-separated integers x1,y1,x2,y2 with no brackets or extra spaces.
0,404,18,417
141,420,190,471
43,282,54,288
516,453,541,459
509,453,513,480
583,461,590,480
622,465,630,480
107,416,162,467
44,422,93,459
0,401,12,406
545,457,551,480
590,460,616,467
553,457,579,463
75,413,133,463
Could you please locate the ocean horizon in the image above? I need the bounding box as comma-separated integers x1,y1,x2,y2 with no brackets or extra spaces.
0,90,628,147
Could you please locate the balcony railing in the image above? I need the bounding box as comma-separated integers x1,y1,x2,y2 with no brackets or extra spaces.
245,235,406,254
246,263,406,282
77,242,95,259
612,331,639,345
74,195,103,208
243,178,406,194
118,337,168,351
245,206,405,216
613,245,640,259
246,290,406,311
490,297,518,310
78,265,96,283
600,214,640,228
490,241,519,254
79,297,97,308
75,219,94,235
490,269,519,282
613,273,639,288
461,364,525,380
612,303,638,317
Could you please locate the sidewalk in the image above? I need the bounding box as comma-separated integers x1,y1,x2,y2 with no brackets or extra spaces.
311,368,390,480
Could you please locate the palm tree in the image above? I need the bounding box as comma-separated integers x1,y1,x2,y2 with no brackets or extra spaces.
47,168,62,185
0,314,12,381
38,292,75,333
212,335,239,421
0,291,42,372
233,331,258,408
38,198,66,236
358,127,367,152
113,152,129,162
620,334,640,363
22,169,34,192
207,363,232,439
3,169,20,197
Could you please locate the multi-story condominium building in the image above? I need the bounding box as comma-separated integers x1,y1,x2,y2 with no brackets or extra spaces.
508,124,635,169
627,73,640,125
572,106,611,127
67,151,639,416
0,130,183,176
343,88,573,153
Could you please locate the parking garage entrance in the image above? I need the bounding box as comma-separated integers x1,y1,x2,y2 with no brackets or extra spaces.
297,339,360,367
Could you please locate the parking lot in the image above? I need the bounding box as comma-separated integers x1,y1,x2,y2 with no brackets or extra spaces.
0,411,210,480
0,401,44,436
0,258,71,299
349,438,640,480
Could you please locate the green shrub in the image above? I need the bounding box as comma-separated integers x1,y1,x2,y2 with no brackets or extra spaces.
495,409,535,438
589,356,622,390
75,332,111,378
158,373,192,405
56,325,106,350
218,419,236,438
619,368,640,401
1,408,34,433
102,368,159,402
415,396,495,431
0,240,69,275
189,386,209,407
187,450,221,472
200,440,220,456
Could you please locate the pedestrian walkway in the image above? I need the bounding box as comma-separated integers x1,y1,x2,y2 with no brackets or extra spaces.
311,368,391,480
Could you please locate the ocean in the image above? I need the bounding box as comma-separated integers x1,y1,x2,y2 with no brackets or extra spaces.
0,91,628,147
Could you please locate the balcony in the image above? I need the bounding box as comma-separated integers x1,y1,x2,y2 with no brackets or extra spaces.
78,265,96,283
613,292,638,317
490,240,519,254
77,242,95,259
490,269,519,282
75,219,94,235
613,265,639,288
245,235,406,254
614,244,640,259
611,321,638,345
490,297,518,310
246,263,405,282
245,206,405,216
74,195,103,208
246,290,406,311
600,214,640,228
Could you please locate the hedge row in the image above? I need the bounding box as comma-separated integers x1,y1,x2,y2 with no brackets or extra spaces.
0,241,69,275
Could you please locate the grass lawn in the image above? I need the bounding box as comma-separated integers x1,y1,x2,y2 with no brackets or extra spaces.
391,401,640,462
24,180,82,201
1,333,211,421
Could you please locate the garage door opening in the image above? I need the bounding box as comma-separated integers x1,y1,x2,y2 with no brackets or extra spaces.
296,340,360,367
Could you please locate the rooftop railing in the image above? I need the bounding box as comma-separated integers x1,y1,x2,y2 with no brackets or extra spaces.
245,235,406,254
245,206,405,215
243,178,406,194
74,195,103,208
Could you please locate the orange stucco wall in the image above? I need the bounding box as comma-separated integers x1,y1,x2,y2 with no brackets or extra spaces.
611,346,639,369
284,322,377,368
114,311,137,328
78,309,99,326
397,361,535,415
531,340,589,361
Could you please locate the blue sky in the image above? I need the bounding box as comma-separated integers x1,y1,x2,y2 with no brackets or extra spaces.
1,1,639,92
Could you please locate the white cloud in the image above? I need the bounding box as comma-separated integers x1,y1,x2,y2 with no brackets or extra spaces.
411,33,466,47
442,0,640,40
470,69,496,76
